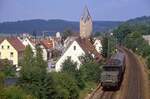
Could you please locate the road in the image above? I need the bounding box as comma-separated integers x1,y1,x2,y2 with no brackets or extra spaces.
87,48,148,99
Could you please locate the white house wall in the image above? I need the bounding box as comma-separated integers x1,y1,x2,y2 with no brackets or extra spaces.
0,40,18,66
21,38,36,55
55,41,85,72
94,39,102,53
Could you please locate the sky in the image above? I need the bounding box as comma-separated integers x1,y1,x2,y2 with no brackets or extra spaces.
0,0,150,22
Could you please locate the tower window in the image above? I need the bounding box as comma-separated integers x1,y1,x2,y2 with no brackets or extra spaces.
74,46,76,50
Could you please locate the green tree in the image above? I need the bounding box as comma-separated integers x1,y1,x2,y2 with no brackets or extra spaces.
80,62,102,82
61,57,86,89
113,23,132,42
19,45,35,88
101,37,108,58
19,46,52,99
124,32,147,53
0,72,5,90
50,72,79,99
61,57,77,76
0,59,16,78
74,69,85,89
35,45,47,71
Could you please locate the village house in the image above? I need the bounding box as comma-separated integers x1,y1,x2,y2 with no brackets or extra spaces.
19,31,63,62
63,36,78,51
55,38,102,71
40,39,54,61
20,37,53,61
19,37,37,55
0,37,25,67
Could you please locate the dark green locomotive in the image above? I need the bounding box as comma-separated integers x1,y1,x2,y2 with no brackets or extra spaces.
101,52,125,88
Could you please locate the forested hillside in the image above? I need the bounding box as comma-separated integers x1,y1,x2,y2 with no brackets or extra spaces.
0,19,122,34
113,16,150,69
114,16,150,36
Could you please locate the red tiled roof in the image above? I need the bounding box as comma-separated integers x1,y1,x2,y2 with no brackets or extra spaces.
7,37,25,52
75,38,102,61
41,39,53,49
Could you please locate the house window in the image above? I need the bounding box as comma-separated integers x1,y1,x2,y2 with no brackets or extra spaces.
74,46,76,50
10,52,13,57
1,45,4,49
7,45,10,49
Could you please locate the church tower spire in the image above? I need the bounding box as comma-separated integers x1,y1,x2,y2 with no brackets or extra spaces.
80,6,93,39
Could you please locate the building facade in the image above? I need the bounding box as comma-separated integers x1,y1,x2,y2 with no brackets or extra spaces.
0,38,25,66
143,35,150,45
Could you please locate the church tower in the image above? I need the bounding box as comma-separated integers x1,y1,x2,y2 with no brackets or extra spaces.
80,6,93,39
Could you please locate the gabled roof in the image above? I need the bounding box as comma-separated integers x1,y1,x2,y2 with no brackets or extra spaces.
81,6,91,23
75,38,102,61
40,39,53,49
7,37,25,52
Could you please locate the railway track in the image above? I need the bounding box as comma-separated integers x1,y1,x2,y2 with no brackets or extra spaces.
89,84,115,99
99,91,114,99
88,48,146,99
122,48,144,99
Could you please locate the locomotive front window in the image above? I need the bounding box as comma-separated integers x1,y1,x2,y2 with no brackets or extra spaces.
103,67,119,71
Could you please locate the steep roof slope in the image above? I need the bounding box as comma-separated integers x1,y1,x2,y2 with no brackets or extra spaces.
75,38,102,61
7,37,25,52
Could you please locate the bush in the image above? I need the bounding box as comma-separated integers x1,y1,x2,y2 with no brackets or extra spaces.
61,57,86,89
0,86,36,99
0,59,16,78
50,72,79,99
80,62,102,82
0,72,5,89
